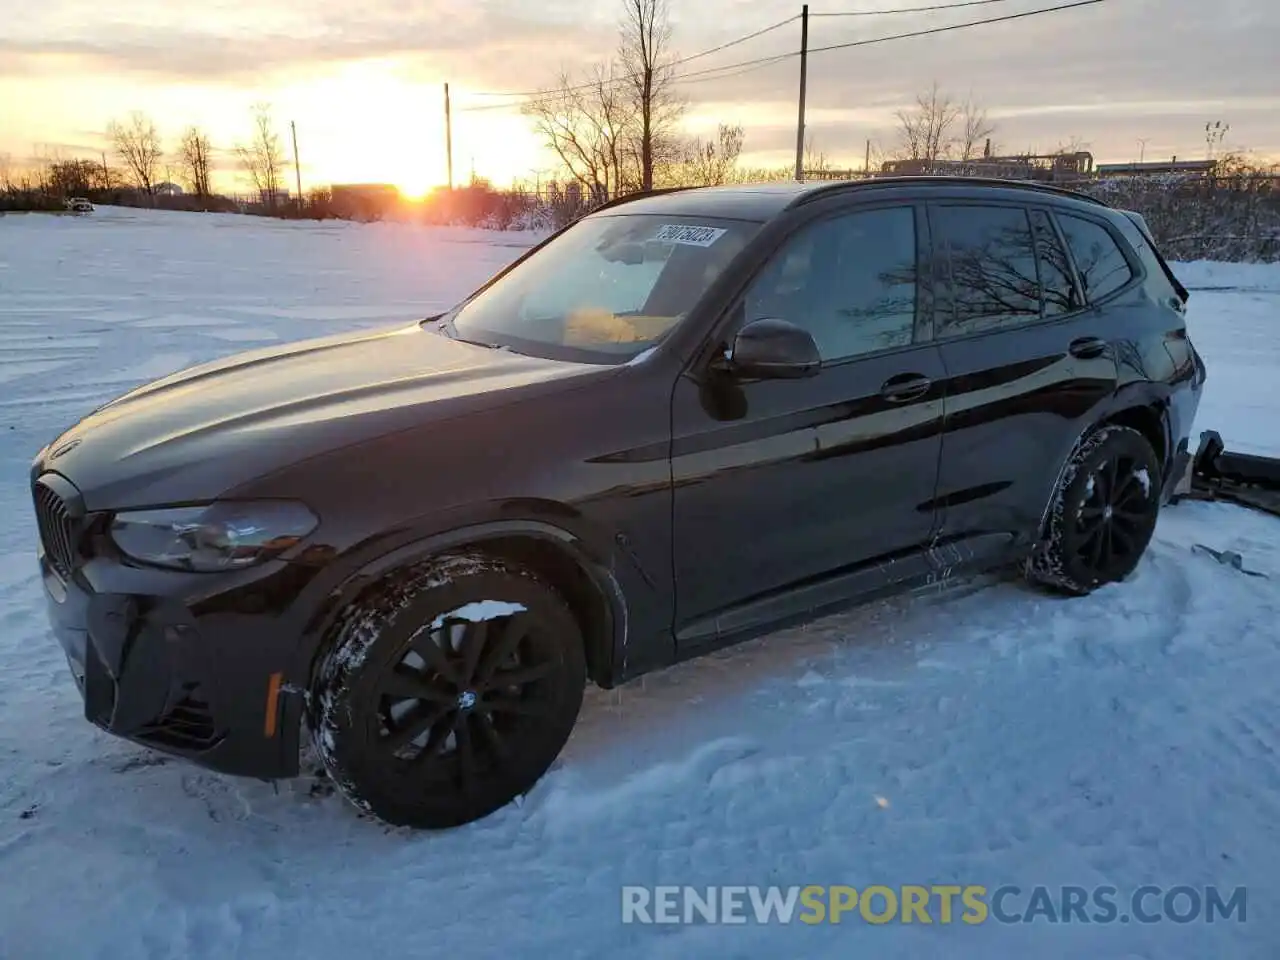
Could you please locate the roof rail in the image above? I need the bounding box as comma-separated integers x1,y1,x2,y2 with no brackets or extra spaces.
790,175,1110,209
588,186,696,214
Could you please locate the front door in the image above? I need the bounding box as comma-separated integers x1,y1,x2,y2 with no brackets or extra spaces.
670,202,946,644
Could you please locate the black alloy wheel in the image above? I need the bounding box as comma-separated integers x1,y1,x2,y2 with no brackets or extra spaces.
311,555,586,828
1070,449,1157,578
375,605,559,788
1026,424,1162,595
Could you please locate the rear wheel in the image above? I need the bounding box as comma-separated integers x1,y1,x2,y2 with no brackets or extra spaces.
310,554,586,828
1026,424,1162,595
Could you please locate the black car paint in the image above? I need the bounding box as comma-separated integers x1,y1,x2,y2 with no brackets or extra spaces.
31,179,1204,780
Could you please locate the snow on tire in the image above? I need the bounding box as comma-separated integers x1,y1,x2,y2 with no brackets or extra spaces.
309,553,586,828
1025,424,1163,596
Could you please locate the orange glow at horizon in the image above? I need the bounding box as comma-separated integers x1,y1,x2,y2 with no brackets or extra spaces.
0,55,546,197
271,59,543,196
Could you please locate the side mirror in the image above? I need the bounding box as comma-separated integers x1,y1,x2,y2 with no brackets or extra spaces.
715,318,820,380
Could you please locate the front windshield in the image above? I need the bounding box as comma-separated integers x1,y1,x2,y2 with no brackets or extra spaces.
449,213,760,363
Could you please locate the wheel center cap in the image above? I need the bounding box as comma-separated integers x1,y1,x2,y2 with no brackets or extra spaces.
1103,505,1114,521
456,690,478,711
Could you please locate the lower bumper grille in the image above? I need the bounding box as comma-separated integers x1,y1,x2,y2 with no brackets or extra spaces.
136,683,220,751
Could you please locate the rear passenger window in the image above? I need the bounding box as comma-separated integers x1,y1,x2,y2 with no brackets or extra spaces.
1030,209,1080,316
932,205,1040,336
1056,214,1134,301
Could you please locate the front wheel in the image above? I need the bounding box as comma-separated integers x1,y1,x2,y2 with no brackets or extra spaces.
1026,424,1162,595
309,554,586,828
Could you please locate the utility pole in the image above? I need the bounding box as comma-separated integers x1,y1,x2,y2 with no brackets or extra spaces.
444,83,454,190
290,120,303,212
864,138,871,174
794,4,809,182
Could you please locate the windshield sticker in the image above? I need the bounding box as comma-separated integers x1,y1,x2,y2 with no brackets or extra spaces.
652,224,727,247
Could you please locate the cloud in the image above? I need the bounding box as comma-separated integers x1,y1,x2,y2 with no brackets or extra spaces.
668,0,1280,159
0,0,613,86
1,0,1276,168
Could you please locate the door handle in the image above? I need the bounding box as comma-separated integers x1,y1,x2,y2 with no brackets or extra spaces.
879,373,932,403
1069,336,1109,359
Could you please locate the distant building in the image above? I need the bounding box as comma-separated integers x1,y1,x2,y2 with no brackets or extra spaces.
1096,160,1217,178
879,152,1095,183
155,182,184,196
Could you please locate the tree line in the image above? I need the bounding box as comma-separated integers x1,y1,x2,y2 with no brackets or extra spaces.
1,0,1012,216
1,103,300,213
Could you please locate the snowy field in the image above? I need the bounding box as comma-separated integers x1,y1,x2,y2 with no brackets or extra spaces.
1,206,1278,958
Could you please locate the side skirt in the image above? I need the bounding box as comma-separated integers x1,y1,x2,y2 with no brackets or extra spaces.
670,532,1020,664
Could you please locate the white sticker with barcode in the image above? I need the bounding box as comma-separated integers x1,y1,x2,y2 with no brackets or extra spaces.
652,224,727,247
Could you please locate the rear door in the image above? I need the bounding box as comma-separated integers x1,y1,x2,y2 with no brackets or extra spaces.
928,200,1120,547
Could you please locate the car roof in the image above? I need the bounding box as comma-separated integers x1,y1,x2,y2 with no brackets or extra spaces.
590,177,1108,222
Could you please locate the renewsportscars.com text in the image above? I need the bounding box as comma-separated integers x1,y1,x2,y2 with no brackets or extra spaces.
621,884,1247,925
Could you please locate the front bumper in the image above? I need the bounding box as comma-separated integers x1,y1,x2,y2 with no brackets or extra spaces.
40,546,306,780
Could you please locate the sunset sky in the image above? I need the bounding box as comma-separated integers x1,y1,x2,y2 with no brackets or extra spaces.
1,0,1276,196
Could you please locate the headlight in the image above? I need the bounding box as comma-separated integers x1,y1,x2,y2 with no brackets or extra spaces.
109,500,319,572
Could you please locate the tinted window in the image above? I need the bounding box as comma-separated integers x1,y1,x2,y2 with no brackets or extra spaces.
1031,209,1079,316
933,205,1040,336
1056,213,1134,301
743,206,917,361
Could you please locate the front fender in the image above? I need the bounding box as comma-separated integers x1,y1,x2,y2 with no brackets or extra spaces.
288,511,638,693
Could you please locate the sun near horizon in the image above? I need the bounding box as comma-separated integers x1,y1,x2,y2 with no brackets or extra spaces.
265,59,543,197
3,0,1278,198
3,51,547,197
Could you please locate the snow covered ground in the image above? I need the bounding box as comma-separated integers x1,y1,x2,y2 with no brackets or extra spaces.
1,206,1278,958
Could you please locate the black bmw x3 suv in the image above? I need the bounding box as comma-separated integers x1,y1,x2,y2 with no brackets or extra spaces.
32,178,1205,827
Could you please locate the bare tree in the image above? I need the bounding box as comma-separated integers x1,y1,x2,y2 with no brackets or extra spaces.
179,126,213,197
525,66,635,205
679,124,745,186
47,159,99,196
894,83,962,163
617,0,684,191
236,104,285,208
803,134,834,176
107,111,163,194
1052,135,1091,155
94,152,122,191
959,97,996,160
866,139,888,174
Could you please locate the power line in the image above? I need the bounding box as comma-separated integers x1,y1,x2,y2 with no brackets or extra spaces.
675,0,1107,86
808,0,1106,55
667,15,803,67
671,56,792,88
812,0,1020,16
463,0,1027,102
457,0,1108,113
459,15,799,101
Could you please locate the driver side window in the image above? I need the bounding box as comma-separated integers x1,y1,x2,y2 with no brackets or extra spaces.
742,206,919,362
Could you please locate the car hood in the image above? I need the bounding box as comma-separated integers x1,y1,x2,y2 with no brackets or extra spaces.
33,322,597,509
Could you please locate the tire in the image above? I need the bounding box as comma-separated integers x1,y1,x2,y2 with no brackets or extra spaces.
309,553,586,828
1025,424,1162,595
